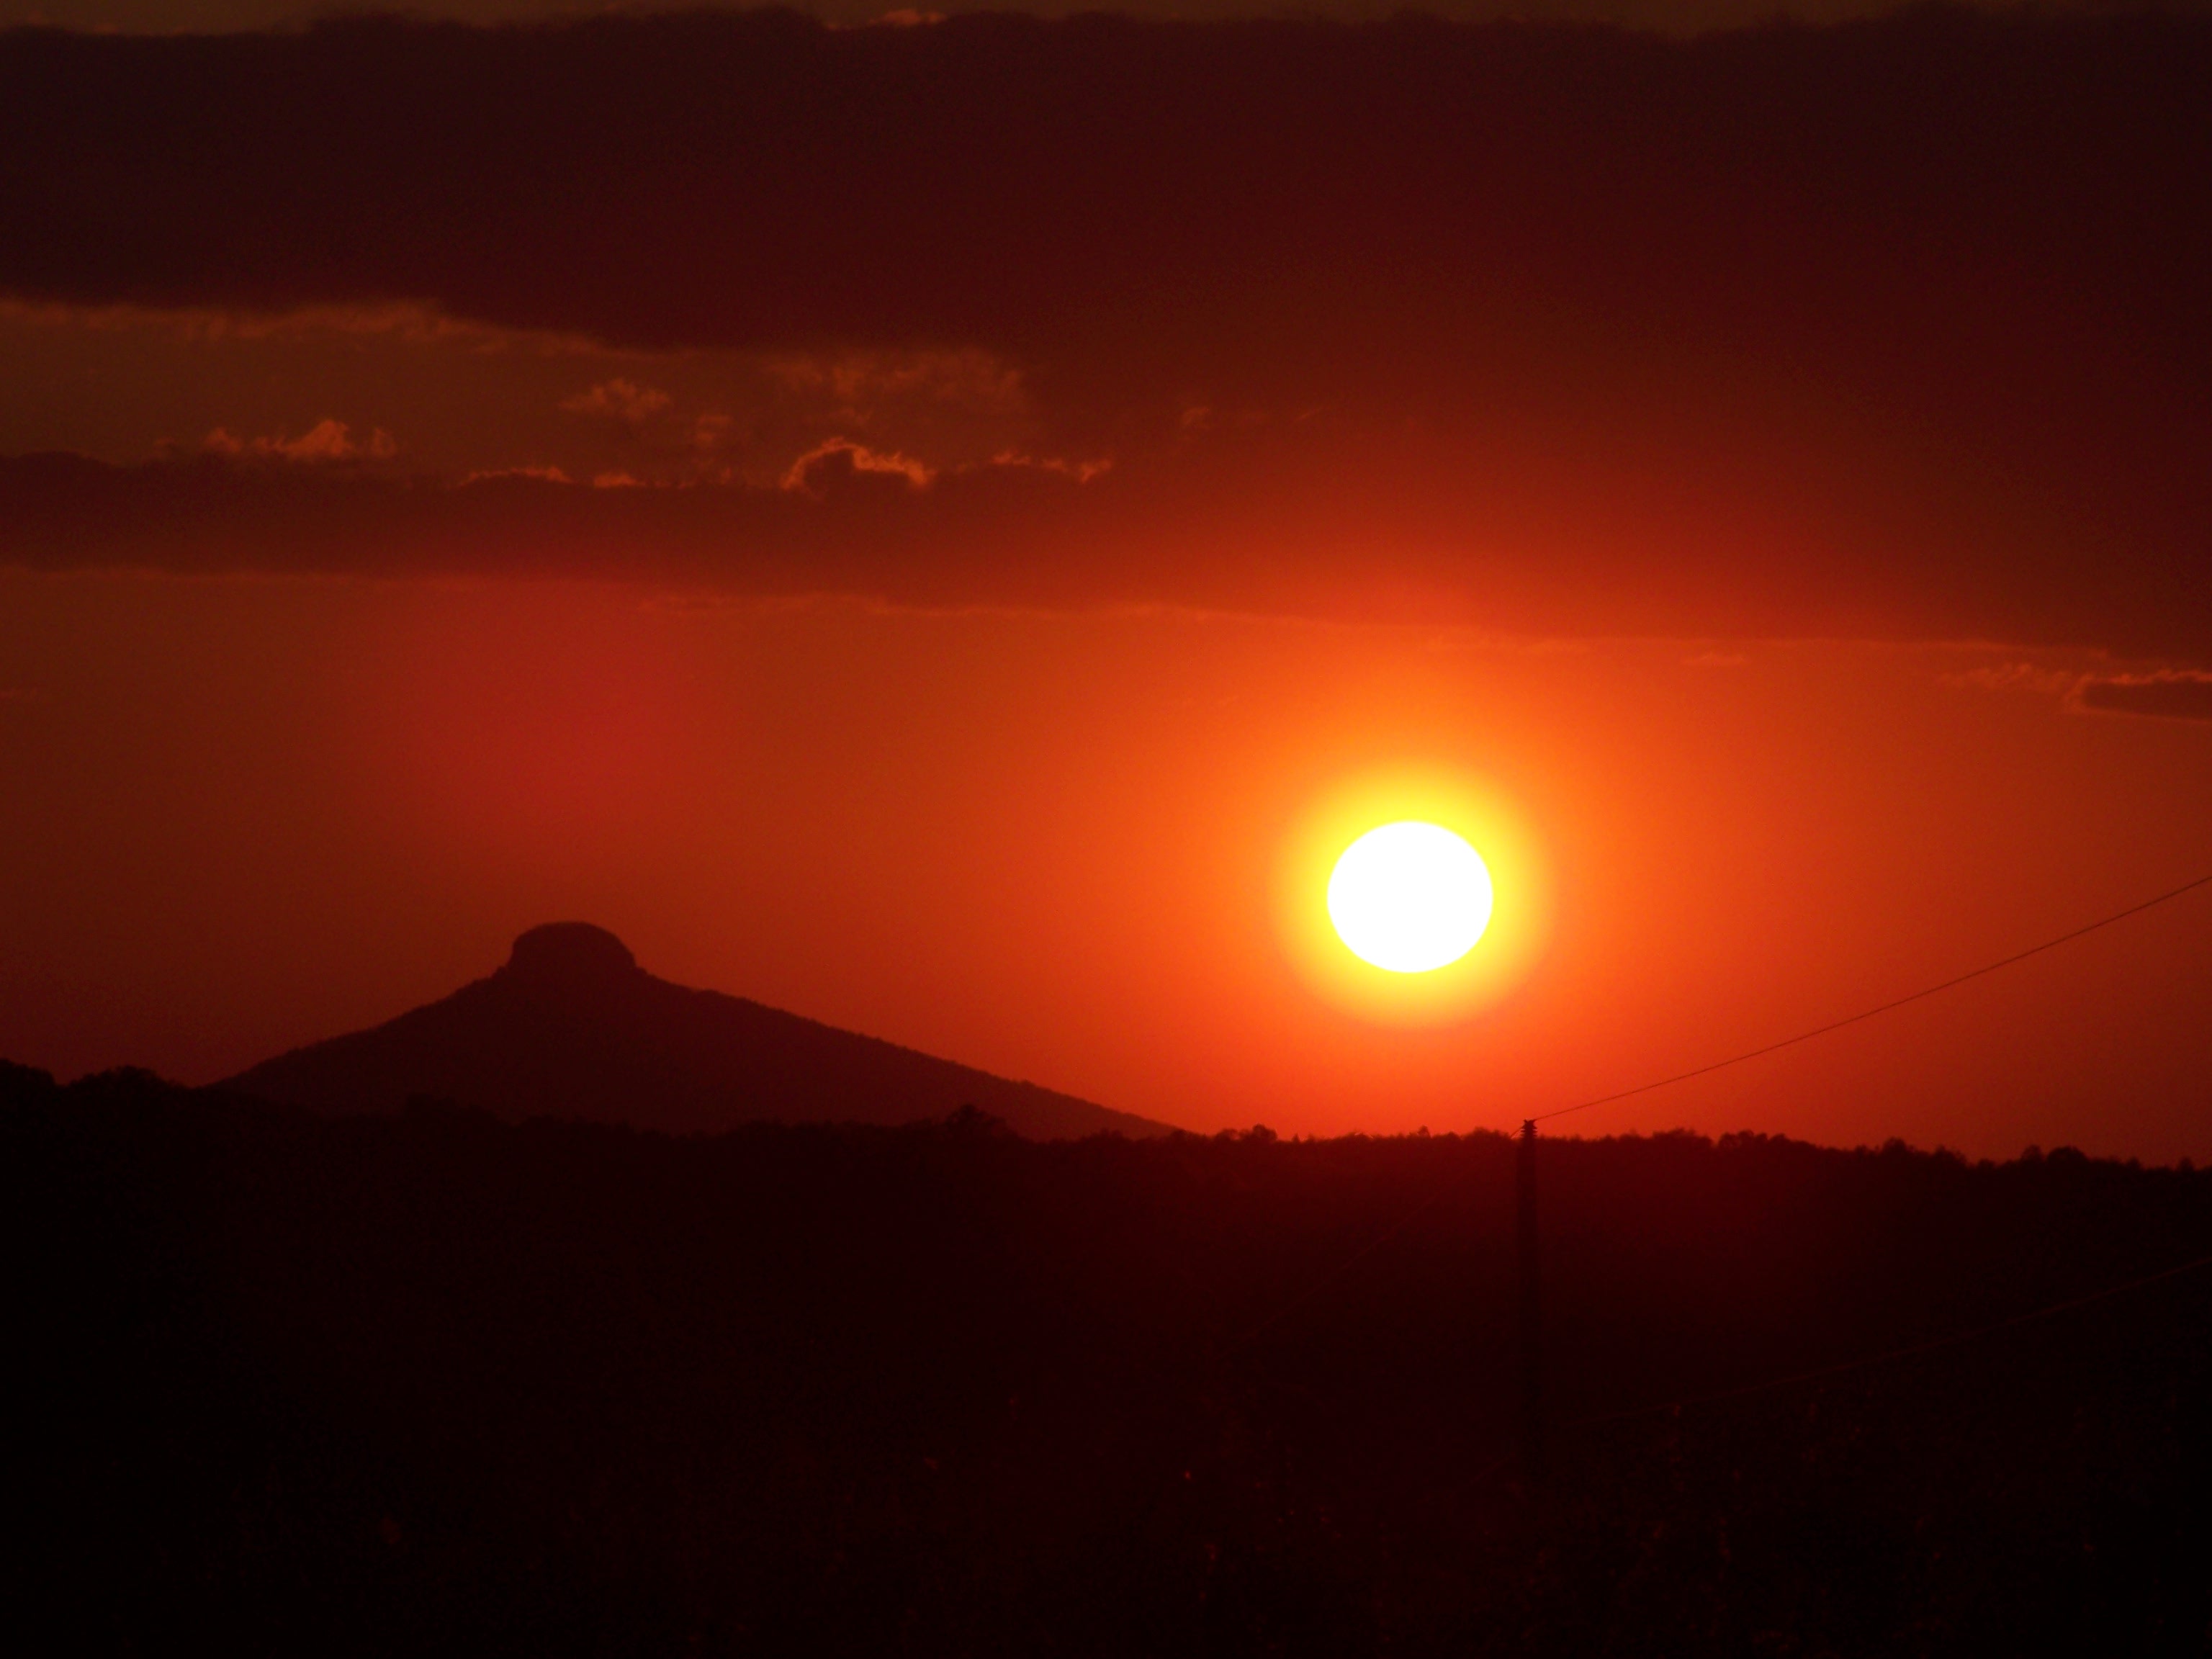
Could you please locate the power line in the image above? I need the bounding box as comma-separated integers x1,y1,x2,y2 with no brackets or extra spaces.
1233,867,2212,1349
1533,868,2212,1125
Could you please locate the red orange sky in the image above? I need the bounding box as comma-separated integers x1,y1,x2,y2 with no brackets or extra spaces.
5,574,2208,1159
2,9,2209,1159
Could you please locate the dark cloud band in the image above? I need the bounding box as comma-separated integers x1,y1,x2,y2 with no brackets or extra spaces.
1,11,2208,653
4,446,2207,667
2076,676,2212,723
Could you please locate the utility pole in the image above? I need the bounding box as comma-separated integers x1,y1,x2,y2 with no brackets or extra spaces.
1516,1118,1544,1481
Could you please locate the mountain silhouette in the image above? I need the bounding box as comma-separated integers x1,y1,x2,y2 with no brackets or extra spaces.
222,922,1167,1140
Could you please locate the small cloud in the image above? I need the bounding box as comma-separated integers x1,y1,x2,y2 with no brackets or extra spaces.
459,464,572,485
282,419,394,463
202,419,396,464
1941,661,2082,696
2072,671,2212,723
1951,660,2212,721
762,349,1023,420
591,470,644,489
987,450,1112,482
559,378,673,423
781,438,935,495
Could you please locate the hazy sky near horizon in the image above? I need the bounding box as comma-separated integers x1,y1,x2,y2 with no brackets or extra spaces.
3,8,2209,1157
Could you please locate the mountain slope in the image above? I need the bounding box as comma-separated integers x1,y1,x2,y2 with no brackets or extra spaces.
222,922,1166,1140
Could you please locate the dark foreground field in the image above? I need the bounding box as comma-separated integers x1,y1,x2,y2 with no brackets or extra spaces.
8,1061,2211,1655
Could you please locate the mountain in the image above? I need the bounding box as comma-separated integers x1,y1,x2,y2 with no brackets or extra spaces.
221,922,1167,1140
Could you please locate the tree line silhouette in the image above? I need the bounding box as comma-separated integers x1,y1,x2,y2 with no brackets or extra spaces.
7,1059,2209,1655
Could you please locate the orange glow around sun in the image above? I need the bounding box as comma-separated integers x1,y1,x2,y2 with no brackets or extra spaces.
1279,768,1550,1025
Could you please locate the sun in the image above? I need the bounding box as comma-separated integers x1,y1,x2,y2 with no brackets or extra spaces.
1276,767,1545,1023
1326,821,1494,973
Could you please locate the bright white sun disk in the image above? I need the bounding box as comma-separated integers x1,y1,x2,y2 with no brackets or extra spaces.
1326,821,1494,974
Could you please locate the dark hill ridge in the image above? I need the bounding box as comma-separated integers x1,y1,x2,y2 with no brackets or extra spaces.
222,922,1166,1140
9,1064,2212,1655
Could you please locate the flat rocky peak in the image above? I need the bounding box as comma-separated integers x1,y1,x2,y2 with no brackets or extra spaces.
503,922,640,984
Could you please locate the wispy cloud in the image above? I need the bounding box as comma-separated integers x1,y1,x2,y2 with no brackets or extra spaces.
559,379,673,424
986,451,1111,483
202,420,397,464
459,465,572,485
1940,662,2083,696
764,349,1025,421
781,438,935,495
